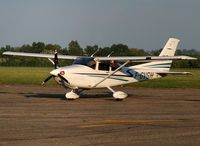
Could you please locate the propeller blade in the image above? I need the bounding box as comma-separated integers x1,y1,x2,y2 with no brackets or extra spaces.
42,50,59,86
41,75,54,86
58,74,68,83
54,50,58,69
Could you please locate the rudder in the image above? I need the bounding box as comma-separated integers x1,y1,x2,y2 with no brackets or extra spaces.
159,38,180,56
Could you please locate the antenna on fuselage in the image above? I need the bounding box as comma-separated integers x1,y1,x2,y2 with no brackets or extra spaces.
107,51,114,57
91,48,100,57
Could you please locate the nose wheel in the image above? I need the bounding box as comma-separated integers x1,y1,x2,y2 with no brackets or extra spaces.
65,89,84,100
65,90,79,100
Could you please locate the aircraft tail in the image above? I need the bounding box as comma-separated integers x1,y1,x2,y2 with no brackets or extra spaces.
159,38,180,57
132,38,180,71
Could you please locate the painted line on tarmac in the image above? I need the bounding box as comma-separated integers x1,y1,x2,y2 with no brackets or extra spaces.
80,124,111,128
80,119,200,128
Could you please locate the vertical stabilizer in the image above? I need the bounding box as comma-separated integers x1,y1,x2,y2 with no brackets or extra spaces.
159,38,180,56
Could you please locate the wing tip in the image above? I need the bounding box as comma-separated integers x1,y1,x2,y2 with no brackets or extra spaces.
180,56,197,60
3,51,12,55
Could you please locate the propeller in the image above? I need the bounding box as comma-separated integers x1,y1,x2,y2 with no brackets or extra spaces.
41,50,59,86
41,75,54,85
58,74,68,83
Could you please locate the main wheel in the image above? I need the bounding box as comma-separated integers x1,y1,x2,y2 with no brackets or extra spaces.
113,91,127,100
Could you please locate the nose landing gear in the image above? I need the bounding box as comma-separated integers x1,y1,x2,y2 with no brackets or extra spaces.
65,89,84,100
65,90,79,100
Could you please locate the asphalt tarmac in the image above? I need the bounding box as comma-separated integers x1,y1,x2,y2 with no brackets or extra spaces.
0,84,200,146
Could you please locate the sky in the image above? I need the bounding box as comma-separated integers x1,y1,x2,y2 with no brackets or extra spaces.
0,0,200,51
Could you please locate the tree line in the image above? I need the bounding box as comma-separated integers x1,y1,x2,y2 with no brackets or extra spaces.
0,40,200,68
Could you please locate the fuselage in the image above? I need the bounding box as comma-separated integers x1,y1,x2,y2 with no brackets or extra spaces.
51,63,162,89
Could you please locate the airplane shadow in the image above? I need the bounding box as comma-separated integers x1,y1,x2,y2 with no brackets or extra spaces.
25,92,133,100
26,94,66,100
80,92,113,99
184,99,200,102
0,92,8,94
25,92,113,100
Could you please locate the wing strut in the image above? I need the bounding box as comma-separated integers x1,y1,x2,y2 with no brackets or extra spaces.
91,60,130,88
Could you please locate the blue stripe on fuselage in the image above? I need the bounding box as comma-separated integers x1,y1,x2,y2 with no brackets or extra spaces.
73,73,132,77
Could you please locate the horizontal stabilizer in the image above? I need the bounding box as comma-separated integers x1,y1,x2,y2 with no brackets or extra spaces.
157,71,192,75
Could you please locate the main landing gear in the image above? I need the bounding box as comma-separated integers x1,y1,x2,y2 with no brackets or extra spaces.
107,86,128,100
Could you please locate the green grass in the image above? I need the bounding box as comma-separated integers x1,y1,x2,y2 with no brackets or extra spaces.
0,67,199,88
0,67,55,84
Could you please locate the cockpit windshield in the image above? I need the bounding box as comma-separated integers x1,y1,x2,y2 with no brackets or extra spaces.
73,57,95,69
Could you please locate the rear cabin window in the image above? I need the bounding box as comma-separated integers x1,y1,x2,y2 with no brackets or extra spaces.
99,63,110,71
99,63,116,71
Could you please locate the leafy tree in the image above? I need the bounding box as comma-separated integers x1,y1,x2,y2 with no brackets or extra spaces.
150,49,162,56
85,45,99,56
130,48,150,56
45,44,62,52
110,44,130,56
68,40,83,55
19,44,31,52
31,42,45,53
97,47,111,56
62,47,68,55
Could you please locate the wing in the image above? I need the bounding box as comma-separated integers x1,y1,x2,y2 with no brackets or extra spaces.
3,51,196,61
94,56,196,62
3,51,79,60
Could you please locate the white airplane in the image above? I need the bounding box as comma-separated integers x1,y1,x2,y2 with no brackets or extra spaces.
3,38,196,100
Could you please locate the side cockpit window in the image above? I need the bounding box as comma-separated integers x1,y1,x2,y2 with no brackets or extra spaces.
73,57,120,71
73,57,96,69
89,60,96,69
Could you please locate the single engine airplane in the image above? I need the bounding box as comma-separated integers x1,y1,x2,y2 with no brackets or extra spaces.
3,38,196,100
